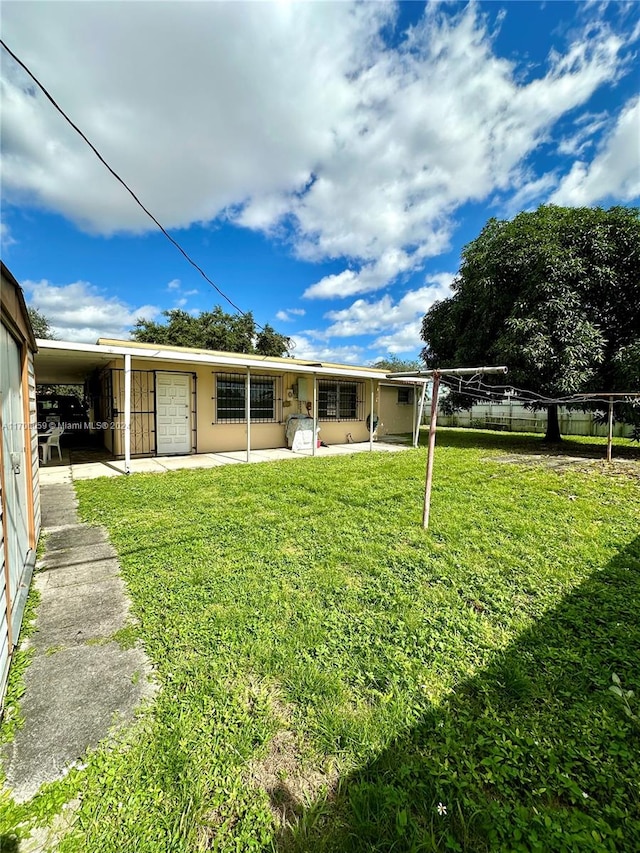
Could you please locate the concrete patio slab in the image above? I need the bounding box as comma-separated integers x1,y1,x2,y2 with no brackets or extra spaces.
71,462,123,479
158,454,224,470
36,439,413,483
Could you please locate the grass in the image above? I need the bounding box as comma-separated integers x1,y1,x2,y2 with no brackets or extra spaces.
1,428,639,852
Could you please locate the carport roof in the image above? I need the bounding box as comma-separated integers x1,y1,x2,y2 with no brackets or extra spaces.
34,338,421,385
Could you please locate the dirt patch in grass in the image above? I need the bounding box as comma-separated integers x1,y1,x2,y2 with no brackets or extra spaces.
246,728,338,828
489,454,640,479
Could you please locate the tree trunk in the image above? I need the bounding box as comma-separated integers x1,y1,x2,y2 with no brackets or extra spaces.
544,404,561,443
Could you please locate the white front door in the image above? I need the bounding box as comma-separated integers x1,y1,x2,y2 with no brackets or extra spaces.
155,373,192,455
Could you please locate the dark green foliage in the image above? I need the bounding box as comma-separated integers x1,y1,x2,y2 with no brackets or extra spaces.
373,356,424,374
421,206,640,439
132,307,290,357
27,306,55,339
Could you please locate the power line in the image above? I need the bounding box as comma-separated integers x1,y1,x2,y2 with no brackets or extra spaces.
0,38,260,325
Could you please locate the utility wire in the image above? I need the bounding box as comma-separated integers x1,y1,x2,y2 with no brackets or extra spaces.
0,38,259,325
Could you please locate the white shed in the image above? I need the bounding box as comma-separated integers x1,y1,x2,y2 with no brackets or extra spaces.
1,262,40,705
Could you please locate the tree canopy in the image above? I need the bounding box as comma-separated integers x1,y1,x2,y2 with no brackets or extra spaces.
421,205,640,440
373,355,424,373
132,307,291,358
28,306,55,339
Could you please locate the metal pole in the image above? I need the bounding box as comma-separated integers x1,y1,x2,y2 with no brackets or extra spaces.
246,367,251,463
606,398,613,463
312,374,317,457
423,372,440,529
123,353,131,474
414,382,427,447
369,379,374,451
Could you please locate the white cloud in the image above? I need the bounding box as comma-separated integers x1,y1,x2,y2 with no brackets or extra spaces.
0,221,15,250
1,1,635,301
323,274,454,350
23,279,160,343
288,335,364,365
275,308,306,322
167,279,181,290
557,111,609,156
373,321,425,355
551,95,640,204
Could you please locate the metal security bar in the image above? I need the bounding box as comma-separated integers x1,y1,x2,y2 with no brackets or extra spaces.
110,369,156,456
317,380,364,421
214,373,281,423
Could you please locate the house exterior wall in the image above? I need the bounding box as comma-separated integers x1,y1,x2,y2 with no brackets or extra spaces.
1,264,39,706
378,385,415,436
100,358,394,456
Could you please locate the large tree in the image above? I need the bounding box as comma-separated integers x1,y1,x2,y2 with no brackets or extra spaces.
28,306,55,339
132,307,290,358
421,205,640,441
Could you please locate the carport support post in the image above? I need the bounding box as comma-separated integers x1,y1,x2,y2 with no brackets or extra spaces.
369,380,374,451
606,398,614,463
422,371,440,529
246,367,251,463
414,382,427,447
312,374,317,457
123,353,131,474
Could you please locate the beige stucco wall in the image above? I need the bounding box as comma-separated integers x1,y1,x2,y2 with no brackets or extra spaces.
378,385,415,436
101,358,406,455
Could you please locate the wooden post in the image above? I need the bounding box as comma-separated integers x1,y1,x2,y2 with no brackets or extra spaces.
606,398,613,463
423,372,440,529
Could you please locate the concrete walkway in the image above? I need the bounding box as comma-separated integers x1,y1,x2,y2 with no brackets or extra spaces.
1,476,155,803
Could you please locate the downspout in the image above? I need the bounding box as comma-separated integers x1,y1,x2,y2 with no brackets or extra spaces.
123,353,131,474
246,366,251,463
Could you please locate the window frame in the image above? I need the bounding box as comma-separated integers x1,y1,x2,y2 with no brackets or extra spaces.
397,386,414,405
215,373,279,423
317,379,363,422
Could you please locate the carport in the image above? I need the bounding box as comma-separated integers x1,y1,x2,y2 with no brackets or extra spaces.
34,339,423,475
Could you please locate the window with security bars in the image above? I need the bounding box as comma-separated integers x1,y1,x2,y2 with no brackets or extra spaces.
397,387,414,405
318,380,363,421
215,373,278,422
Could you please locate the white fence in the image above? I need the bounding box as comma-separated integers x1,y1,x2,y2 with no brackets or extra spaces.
437,402,631,438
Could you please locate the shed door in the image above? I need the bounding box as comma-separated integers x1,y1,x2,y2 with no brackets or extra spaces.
1,324,30,641
155,373,191,455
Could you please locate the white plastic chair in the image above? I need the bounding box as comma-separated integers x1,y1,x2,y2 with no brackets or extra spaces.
40,426,64,464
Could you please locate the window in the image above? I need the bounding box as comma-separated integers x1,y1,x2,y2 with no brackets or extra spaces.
216,373,277,422
397,387,414,405
318,380,363,421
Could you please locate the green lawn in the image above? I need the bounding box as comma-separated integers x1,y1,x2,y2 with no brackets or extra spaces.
3,429,640,852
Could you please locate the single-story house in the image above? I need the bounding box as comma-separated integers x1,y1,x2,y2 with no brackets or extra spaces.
1,263,40,704
34,338,424,470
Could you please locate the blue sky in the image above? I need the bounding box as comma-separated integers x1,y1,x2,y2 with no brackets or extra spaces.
1,1,638,364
